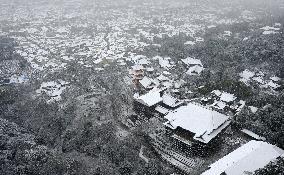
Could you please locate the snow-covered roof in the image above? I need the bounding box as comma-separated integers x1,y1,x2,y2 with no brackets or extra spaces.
162,94,183,108
153,55,163,60
146,67,154,72
140,77,154,89
239,70,255,80
236,100,246,113
135,88,163,107
252,76,265,84
263,31,278,35
220,92,236,102
212,101,227,110
161,81,172,88
164,103,231,143
212,90,222,96
131,64,144,71
137,58,150,65
186,65,204,75
163,71,171,75
267,81,280,89
260,26,280,31
157,74,170,82
270,76,281,82
241,129,266,141
155,105,171,115
195,37,204,42
174,80,185,89
181,57,203,66
158,57,172,69
202,140,284,175
248,106,258,113
184,41,195,45
224,31,232,36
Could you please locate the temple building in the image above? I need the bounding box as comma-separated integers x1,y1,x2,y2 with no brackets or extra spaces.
163,103,231,145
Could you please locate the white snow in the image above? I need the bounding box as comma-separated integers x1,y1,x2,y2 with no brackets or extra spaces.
135,88,163,107
162,94,183,107
260,26,280,31
248,106,258,113
184,41,196,45
158,57,172,69
153,55,163,60
263,31,278,35
62,56,74,61
9,74,29,84
239,70,255,80
164,103,230,143
146,67,154,72
260,25,280,35
137,58,150,65
195,37,204,42
131,64,144,71
236,100,246,113
270,76,281,82
57,27,69,34
220,92,236,102
212,101,227,109
207,25,216,29
162,81,173,88
241,129,266,141
267,81,280,89
155,105,171,115
186,65,204,75
212,90,222,96
202,141,284,175
36,80,69,103
252,76,265,84
181,57,203,66
140,77,155,89
163,71,171,75
157,74,170,82
224,31,232,36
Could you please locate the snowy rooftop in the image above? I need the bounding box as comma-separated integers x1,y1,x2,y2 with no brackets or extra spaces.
202,140,284,175
139,76,156,89
181,57,203,66
186,65,204,75
135,88,163,107
164,103,231,143
220,92,236,102
162,94,183,108
131,64,144,71
241,129,266,141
